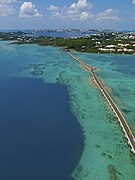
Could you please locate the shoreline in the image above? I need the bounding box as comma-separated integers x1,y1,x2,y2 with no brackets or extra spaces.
1,29,135,55
10,40,135,55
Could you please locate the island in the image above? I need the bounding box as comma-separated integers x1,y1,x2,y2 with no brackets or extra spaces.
1,30,135,54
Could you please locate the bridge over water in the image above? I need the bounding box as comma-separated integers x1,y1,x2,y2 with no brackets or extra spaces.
67,52,135,154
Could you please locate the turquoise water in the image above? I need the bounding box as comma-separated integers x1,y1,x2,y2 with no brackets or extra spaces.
0,41,135,179
73,52,135,135
71,51,135,179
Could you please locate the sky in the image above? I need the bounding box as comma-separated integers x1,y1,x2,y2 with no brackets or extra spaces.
0,0,135,30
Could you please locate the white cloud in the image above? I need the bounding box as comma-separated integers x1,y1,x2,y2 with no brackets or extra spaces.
48,5,58,11
70,0,92,10
0,0,17,5
0,4,15,16
19,2,42,18
0,0,17,16
51,12,61,17
49,0,93,21
132,0,135,5
69,11,93,20
80,11,91,20
48,1,120,24
96,8,119,21
51,10,93,21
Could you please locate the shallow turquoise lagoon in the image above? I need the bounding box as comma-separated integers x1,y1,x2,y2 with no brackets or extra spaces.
0,41,135,179
73,52,135,134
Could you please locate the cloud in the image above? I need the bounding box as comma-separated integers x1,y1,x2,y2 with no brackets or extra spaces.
80,11,91,20
48,1,120,23
0,4,16,16
132,0,135,5
71,11,93,20
0,0,17,16
47,5,58,11
96,8,119,21
19,2,42,18
49,0,93,21
70,0,92,10
0,0,17,5
50,10,93,21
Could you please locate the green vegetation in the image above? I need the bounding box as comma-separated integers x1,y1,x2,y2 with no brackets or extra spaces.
1,31,135,54
38,37,98,52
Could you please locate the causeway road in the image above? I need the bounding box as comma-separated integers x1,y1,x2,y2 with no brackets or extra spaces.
67,52,135,154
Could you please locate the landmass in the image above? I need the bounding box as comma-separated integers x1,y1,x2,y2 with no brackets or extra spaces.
1,30,135,54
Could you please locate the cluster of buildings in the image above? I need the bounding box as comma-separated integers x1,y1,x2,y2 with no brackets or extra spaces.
98,43,135,53
16,36,36,42
90,31,135,54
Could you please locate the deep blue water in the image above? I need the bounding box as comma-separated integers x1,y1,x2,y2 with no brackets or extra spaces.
0,30,84,38
0,30,97,38
29,31,84,38
0,77,83,180
1,29,135,38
